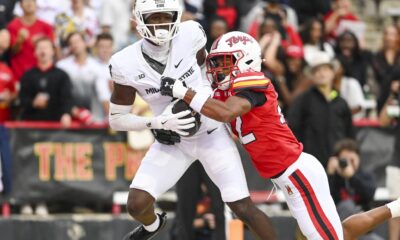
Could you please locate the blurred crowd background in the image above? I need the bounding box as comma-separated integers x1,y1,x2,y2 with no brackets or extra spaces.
1,0,400,239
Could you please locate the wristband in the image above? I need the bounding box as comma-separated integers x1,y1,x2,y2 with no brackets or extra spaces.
190,91,209,112
387,200,400,218
173,81,189,99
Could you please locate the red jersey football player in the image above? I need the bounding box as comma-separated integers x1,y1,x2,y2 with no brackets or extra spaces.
160,31,400,240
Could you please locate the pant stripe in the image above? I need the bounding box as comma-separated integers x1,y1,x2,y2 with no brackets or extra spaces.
289,170,339,240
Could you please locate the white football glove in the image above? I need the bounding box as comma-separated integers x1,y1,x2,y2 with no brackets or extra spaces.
151,101,195,136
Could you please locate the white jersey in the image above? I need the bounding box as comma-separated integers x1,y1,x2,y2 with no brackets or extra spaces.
110,20,215,135
111,23,249,204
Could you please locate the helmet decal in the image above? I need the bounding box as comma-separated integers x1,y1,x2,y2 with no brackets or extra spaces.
225,35,253,47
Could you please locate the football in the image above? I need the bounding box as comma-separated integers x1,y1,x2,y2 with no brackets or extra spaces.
171,99,202,137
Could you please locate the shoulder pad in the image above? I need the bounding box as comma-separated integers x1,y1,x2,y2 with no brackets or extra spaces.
231,72,271,93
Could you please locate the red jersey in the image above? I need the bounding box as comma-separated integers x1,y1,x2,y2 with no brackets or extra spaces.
0,63,16,123
7,17,54,81
213,72,303,178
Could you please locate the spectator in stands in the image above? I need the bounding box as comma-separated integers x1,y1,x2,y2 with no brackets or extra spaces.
279,45,312,109
288,51,354,167
7,0,54,81
335,30,372,88
327,139,377,214
171,161,225,240
379,67,400,240
99,0,130,50
87,0,103,16
379,67,400,174
260,29,285,76
327,139,381,240
205,17,228,51
301,18,335,65
334,58,365,116
94,33,112,118
324,0,358,42
289,0,331,26
0,29,15,196
57,32,109,123
203,0,241,31
248,1,301,49
183,0,206,26
13,0,70,26
0,0,16,29
242,0,298,35
19,37,72,126
372,25,400,112
64,0,99,46
261,30,311,110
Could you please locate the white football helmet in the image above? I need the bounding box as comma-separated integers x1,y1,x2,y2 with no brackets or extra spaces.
133,0,183,45
206,31,262,90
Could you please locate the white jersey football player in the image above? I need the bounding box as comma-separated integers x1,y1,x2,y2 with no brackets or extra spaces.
108,0,277,239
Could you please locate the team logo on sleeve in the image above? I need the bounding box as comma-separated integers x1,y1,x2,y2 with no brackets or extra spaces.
285,185,294,196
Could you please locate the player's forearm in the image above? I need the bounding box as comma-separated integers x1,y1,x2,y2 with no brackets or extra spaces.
184,89,236,123
109,102,154,131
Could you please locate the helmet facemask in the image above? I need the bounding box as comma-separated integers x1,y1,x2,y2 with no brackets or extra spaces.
206,51,244,91
135,10,182,45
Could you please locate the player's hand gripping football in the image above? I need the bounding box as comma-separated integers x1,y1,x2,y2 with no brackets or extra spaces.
160,77,188,99
152,101,195,136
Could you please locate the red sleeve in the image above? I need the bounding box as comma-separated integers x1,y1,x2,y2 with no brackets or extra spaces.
343,14,358,21
3,66,16,93
285,26,303,47
7,19,19,46
248,21,259,39
44,22,55,42
323,11,333,21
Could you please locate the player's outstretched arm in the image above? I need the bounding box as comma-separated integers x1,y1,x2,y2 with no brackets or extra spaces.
160,77,252,122
109,83,195,135
184,89,252,123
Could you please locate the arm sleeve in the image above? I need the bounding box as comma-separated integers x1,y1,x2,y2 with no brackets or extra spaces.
6,21,17,46
236,90,267,108
109,103,155,131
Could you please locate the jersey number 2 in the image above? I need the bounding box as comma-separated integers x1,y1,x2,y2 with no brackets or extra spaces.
235,117,256,145
236,106,286,145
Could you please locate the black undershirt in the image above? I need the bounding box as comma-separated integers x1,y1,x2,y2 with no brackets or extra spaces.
236,90,267,108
